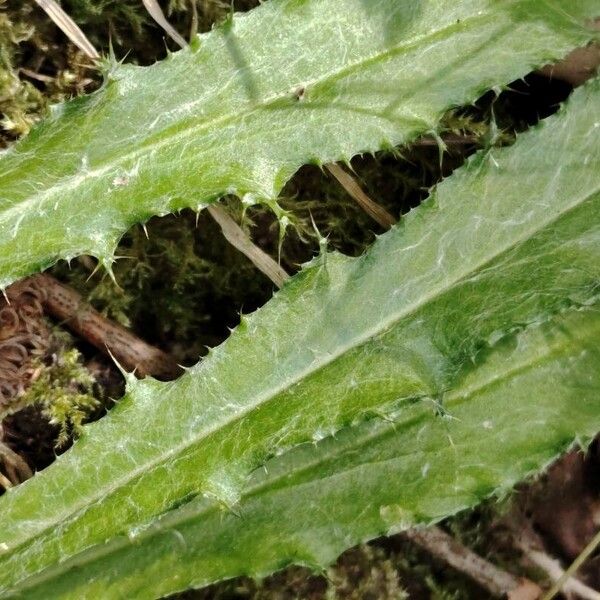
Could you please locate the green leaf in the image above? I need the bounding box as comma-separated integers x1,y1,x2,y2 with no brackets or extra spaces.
1,70,599,597
0,0,598,288
12,305,600,599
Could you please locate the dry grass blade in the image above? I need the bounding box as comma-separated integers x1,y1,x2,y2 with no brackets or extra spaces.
325,163,396,229
207,205,290,288
34,0,99,60
142,0,188,49
541,529,600,600
513,528,600,600
0,471,13,491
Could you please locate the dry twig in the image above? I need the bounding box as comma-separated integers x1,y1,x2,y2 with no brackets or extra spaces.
540,530,600,600
513,525,600,600
405,526,541,599
538,41,600,86
11,274,183,380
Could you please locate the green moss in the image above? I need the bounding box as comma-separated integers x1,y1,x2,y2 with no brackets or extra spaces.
326,546,408,600
0,0,262,147
0,0,101,144
20,349,98,447
0,3,46,139
59,0,261,58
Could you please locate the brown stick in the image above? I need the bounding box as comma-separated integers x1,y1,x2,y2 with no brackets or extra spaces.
405,526,541,599
19,274,182,380
326,163,396,229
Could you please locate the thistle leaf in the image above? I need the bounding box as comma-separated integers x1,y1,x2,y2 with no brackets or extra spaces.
0,0,598,287
14,305,600,599
0,71,599,598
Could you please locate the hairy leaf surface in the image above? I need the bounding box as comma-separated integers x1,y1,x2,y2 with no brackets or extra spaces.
12,305,600,599
0,73,599,597
0,0,598,287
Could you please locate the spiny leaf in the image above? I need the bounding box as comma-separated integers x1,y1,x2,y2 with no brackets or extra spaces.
0,0,598,287
13,305,600,599
0,71,599,598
